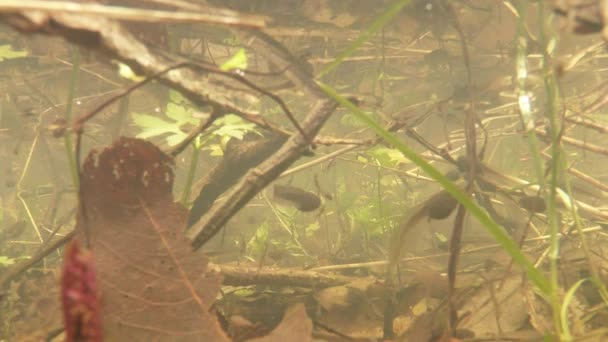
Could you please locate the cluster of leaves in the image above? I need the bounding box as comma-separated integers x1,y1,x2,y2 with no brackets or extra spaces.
131,49,257,152
131,91,258,149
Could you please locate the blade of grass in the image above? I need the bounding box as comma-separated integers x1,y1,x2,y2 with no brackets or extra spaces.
514,1,544,188
64,46,80,190
536,1,563,335
318,81,551,294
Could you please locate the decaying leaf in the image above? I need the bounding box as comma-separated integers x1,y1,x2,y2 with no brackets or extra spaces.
78,137,228,341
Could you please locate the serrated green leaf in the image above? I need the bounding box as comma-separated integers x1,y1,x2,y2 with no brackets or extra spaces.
166,133,189,147
132,90,202,147
165,102,197,125
165,102,188,121
214,127,246,140
132,113,182,140
216,114,243,125
220,48,248,71
213,114,258,140
132,113,173,130
134,129,170,140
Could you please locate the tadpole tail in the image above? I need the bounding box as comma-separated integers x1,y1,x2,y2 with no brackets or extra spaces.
387,207,427,274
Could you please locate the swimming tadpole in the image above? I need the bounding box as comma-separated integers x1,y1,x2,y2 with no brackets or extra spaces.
273,184,321,212
518,195,546,213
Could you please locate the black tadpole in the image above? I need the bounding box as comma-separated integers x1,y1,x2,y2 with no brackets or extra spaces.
518,195,546,213
273,185,321,212
388,189,459,270
425,190,459,220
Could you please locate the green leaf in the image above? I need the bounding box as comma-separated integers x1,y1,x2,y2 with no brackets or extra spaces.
116,62,145,82
0,255,30,266
132,113,181,138
305,222,320,238
368,146,410,166
0,45,28,61
248,221,270,257
212,114,258,140
340,112,370,128
166,133,189,147
132,97,199,146
166,102,197,126
220,48,248,71
0,256,16,266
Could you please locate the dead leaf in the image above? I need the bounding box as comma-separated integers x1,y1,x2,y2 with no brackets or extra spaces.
78,137,228,341
315,285,353,312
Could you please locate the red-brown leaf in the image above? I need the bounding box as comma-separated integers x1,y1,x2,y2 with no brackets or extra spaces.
77,137,228,341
